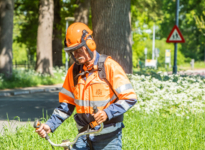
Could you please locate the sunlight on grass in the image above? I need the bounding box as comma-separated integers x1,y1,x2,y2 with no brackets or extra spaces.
1,110,205,149
0,67,66,90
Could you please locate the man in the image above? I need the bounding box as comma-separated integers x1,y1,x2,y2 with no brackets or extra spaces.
36,22,137,150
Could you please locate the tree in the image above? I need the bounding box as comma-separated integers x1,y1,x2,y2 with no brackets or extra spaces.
0,0,14,78
159,0,205,61
68,0,91,67
36,0,54,75
195,11,205,62
74,0,90,24
14,0,39,65
195,11,205,35
52,0,62,67
131,0,163,67
91,0,132,73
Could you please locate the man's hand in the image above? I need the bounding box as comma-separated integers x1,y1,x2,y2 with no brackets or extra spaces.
92,110,108,124
35,124,51,138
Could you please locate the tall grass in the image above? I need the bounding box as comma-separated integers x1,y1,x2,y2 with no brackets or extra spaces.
179,61,205,70
123,110,205,150
1,109,205,150
0,67,65,90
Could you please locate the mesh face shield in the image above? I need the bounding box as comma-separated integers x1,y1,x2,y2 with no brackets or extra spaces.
64,30,94,65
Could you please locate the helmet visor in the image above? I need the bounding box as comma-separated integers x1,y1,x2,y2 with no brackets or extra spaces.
64,40,86,52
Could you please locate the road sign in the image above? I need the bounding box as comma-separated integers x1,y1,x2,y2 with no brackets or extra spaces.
166,25,185,43
145,59,157,69
165,49,171,63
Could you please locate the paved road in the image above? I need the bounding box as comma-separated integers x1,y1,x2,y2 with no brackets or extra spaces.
0,90,60,135
167,69,205,77
0,91,59,121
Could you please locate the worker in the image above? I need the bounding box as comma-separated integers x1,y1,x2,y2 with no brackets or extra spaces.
36,22,137,150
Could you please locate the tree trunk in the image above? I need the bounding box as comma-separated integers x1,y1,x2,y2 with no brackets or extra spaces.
74,0,90,24
52,0,62,67
69,0,90,67
36,0,54,75
0,0,13,78
91,0,132,73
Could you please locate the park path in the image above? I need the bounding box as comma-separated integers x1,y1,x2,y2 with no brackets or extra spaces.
168,69,205,77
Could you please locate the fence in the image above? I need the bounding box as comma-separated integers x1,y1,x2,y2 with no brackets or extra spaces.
13,60,36,70
13,60,65,70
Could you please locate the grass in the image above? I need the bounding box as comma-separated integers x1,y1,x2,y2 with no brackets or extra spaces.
123,110,205,150
179,61,205,70
133,61,205,73
1,109,205,150
0,67,65,90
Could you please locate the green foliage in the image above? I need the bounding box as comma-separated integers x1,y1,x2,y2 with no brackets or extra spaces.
132,32,146,67
13,0,80,65
14,0,39,63
0,68,65,90
131,0,163,27
12,41,27,64
195,11,205,35
159,0,205,61
131,0,164,68
12,0,205,69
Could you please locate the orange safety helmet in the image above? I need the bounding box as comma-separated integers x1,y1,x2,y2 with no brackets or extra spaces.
64,22,96,52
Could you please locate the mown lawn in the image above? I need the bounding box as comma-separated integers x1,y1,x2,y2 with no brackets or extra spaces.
1,110,205,150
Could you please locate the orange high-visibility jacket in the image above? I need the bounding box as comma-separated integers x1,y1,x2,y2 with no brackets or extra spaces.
59,54,137,129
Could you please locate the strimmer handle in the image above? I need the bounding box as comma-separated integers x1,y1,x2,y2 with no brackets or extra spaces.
93,105,99,114
89,105,99,128
33,119,50,140
33,119,41,129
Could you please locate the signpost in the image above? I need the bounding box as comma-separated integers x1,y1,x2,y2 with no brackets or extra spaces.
166,0,185,74
165,49,171,69
144,47,147,63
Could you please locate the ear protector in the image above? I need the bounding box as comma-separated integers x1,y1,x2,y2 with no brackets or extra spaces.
81,30,96,52
86,38,96,51
64,29,96,55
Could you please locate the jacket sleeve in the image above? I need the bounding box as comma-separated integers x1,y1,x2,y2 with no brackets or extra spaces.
103,58,137,121
46,103,75,132
46,65,76,132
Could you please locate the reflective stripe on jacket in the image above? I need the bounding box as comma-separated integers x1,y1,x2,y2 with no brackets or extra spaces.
46,52,137,133
59,52,136,125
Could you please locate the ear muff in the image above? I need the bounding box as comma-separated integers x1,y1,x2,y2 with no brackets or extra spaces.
86,39,96,51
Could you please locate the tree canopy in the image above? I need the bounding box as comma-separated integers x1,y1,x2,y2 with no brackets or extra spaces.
5,0,205,75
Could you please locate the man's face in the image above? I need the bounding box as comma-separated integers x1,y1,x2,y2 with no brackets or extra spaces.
73,46,91,64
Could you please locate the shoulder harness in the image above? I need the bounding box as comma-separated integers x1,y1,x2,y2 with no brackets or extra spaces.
73,54,118,98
